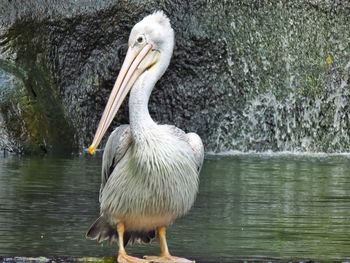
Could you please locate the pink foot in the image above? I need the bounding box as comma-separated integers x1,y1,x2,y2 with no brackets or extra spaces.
118,253,151,263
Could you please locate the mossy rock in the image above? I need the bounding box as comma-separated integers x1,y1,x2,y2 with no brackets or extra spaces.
1,1,350,153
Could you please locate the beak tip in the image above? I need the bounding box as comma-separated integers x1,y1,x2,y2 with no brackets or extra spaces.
88,144,96,155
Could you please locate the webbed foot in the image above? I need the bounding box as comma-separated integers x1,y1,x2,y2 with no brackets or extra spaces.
118,252,150,263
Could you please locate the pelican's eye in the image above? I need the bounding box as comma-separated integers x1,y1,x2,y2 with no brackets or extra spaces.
137,35,144,44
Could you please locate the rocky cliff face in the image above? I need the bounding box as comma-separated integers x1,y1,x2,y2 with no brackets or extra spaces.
1,1,350,154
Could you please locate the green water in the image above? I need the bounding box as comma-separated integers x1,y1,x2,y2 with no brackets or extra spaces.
0,154,349,262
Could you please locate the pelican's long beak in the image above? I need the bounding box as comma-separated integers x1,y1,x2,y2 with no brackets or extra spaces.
88,43,160,155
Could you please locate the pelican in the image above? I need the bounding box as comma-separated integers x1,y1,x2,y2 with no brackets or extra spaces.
86,11,204,263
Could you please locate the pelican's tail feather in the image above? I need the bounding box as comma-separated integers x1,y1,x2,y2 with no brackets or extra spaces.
124,230,156,246
86,216,117,244
86,216,156,246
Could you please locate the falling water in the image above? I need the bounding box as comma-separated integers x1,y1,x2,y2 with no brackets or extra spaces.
204,2,350,153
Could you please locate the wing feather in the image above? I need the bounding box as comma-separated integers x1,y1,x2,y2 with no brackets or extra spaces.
99,125,132,202
163,125,204,172
186,132,204,172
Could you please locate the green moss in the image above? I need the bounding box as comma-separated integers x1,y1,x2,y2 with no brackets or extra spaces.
300,72,325,98
0,19,76,154
76,257,115,263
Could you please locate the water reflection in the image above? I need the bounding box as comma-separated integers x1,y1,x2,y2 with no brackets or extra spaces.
0,155,349,262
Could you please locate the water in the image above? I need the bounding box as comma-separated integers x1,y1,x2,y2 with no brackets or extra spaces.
0,154,349,262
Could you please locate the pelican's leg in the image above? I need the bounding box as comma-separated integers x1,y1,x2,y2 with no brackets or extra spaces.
144,226,195,263
117,222,149,263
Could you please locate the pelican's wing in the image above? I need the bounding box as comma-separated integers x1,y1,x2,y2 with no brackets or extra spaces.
99,124,132,201
186,132,204,172
163,125,204,172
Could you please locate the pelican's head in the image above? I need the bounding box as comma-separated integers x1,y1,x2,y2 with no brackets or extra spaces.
129,11,174,74
88,11,174,155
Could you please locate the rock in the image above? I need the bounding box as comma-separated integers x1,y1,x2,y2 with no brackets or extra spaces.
1,1,350,154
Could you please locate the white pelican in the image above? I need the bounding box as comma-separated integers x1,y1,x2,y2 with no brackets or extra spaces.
86,11,204,263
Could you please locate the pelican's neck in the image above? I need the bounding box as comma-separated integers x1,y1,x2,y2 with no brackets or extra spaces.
129,45,173,142
129,69,158,141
